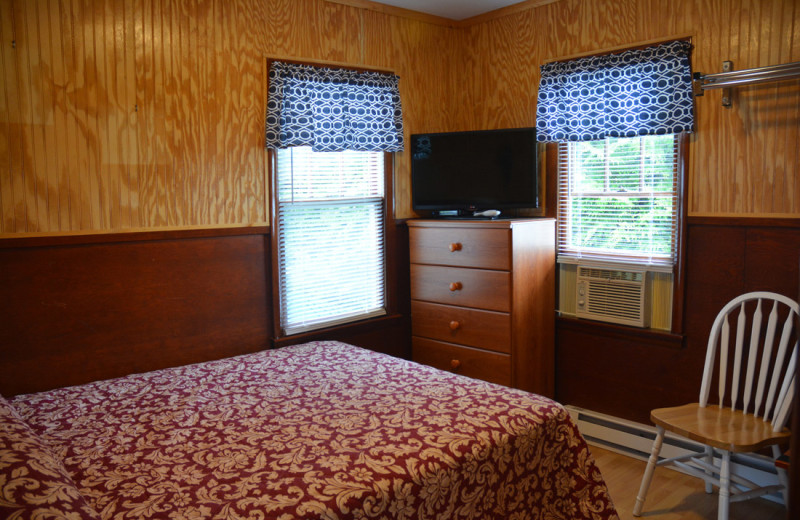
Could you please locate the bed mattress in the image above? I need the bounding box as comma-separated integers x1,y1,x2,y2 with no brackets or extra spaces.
3,341,618,520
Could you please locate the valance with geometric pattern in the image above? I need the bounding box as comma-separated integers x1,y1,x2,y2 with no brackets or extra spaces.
536,40,694,142
265,61,404,152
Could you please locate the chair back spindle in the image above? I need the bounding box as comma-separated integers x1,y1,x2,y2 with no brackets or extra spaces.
741,298,763,415
761,312,795,419
773,347,797,430
699,292,799,432
752,300,781,416
730,305,746,409
718,313,730,407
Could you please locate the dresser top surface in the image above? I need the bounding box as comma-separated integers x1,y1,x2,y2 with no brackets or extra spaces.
407,218,553,229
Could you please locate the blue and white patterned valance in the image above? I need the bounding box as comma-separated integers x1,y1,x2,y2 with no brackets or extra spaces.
265,61,404,152
536,40,694,142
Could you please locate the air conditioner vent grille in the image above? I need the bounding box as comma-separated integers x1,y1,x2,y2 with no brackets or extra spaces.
576,264,650,327
584,280,645,319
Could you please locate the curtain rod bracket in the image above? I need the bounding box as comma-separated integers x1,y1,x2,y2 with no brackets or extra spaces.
692,72,704,97
721,61,733,108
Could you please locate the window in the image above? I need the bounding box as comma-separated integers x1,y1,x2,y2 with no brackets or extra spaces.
557,134,681,269
264,60,403,337
274,147,387,335
536,40,693,330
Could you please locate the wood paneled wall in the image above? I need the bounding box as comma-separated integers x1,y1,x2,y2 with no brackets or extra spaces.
462,0,800,217
1,0,267,232
0,0,466,233
1,0,798,233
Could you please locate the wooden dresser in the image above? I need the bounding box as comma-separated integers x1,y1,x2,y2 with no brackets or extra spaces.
408,218,555,397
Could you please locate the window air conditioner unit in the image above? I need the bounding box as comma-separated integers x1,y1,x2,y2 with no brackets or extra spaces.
575,264,650,327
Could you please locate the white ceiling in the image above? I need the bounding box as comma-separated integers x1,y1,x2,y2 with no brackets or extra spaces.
372,0,527,20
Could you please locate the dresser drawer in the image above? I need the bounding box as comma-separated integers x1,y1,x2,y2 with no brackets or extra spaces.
410,264,510,312
409,226,510,270
412,338,511,386
411,301,510,354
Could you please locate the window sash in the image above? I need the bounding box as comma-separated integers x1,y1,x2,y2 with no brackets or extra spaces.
275,147,386,336
557,134,680,268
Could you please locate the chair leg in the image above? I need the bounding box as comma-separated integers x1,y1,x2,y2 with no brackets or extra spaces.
717,450,730,520
772,445,789,505
633,426,665,517
704,445,714,493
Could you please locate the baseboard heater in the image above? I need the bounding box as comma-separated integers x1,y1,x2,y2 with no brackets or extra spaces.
565,405,784,505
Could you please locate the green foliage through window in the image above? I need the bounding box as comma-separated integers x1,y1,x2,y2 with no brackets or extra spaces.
558,135,679,265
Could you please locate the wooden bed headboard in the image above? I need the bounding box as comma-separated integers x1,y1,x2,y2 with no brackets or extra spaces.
0,228,272,396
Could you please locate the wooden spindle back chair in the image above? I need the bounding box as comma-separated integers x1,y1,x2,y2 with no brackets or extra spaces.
633,291,797,520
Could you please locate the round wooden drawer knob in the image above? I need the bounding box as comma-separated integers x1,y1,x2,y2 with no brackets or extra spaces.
450,359,461,369
449,320,460,330
449,282,462,291
449,242,462,252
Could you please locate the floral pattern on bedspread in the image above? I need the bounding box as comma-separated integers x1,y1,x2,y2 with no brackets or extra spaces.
0,394,101,520
11,341,618,520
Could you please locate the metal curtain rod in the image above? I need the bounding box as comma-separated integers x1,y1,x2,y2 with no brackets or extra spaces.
693,60,800,107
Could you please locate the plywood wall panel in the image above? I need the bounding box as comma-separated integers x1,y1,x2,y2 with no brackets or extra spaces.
81,0,101,230
135,0,154,228
356,9,466,217
464,0,799,218
0,0,18,232
690,0,728,216
9,0,26,231
266,0,321,62
208,0,226,228
1,0,797,234
320,1,363,64
122,0,140,228
190,0,212,226
683,0,800,216
50,0,71,230
776,0,799,215
464,11,542,131
32,0,56,232
214,0,234,226
230,0,268,226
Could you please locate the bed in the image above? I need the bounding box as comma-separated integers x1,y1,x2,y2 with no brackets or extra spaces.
1,341,619,520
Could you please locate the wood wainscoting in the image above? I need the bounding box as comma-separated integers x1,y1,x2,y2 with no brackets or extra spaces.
0,222,412,397
557,217,800,425
0,227,273,396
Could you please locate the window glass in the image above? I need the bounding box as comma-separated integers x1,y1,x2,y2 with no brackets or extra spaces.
275,146,386,335
557,134,680,268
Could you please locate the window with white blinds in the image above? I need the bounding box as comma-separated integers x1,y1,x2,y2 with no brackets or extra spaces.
275,146,386,336
557,134,681,270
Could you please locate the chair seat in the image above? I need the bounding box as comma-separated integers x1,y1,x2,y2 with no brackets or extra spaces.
651,403,791,453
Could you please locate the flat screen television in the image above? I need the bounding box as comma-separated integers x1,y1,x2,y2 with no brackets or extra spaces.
410,127,539,216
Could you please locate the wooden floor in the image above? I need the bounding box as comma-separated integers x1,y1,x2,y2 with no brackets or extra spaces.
589,445,786,520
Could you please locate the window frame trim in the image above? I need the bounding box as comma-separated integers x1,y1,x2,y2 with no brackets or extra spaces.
268,148,396,339
556,134,682,268
548,132,688,334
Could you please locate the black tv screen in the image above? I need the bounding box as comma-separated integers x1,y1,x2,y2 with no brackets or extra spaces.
411,127,539,214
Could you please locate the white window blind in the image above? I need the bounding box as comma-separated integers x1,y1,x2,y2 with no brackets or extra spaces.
557,134,680,269
275,146,386,336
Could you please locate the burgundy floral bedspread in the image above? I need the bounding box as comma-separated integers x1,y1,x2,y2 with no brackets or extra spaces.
7,341,619,520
